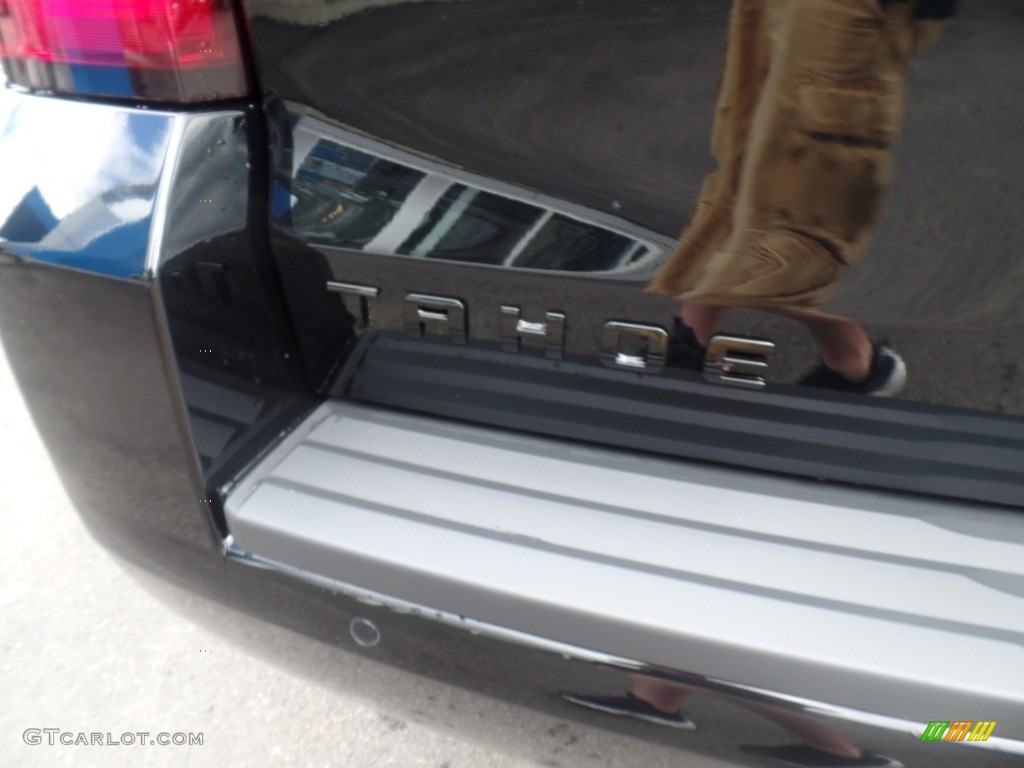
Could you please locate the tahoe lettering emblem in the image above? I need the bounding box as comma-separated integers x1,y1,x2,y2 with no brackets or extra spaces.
327,281,774,389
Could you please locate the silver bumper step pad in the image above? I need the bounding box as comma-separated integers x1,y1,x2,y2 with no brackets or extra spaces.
223,401,1024,733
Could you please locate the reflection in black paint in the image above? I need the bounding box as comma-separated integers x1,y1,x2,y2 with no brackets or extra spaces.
287,128,669,276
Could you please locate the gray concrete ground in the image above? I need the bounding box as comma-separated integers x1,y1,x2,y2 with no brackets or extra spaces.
0,330,721,768
0,339,537,768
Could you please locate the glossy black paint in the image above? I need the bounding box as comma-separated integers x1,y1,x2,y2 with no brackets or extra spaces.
0,94,221,591
0,260,224,592
248,0,1024,413
0,93,314,556
0,94,170,278
242,0,1024,510
1,79,1021,768
154,105,318,499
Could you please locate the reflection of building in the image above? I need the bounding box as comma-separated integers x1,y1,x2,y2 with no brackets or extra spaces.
288,117,669,277
0,184,154,278
0,186,57,243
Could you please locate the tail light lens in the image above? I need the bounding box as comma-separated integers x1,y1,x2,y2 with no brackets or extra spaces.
0,0,250,102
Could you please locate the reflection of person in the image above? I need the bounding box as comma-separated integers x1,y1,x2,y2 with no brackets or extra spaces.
649,0,952,395
565,674,903,767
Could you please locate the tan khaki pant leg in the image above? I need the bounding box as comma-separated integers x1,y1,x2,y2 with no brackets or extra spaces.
648,0,770,296
671,0,936,309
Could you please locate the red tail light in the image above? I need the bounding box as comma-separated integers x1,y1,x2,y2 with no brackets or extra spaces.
0,0,250,102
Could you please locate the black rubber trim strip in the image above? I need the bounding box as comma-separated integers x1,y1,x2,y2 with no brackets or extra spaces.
343,333,1024,509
